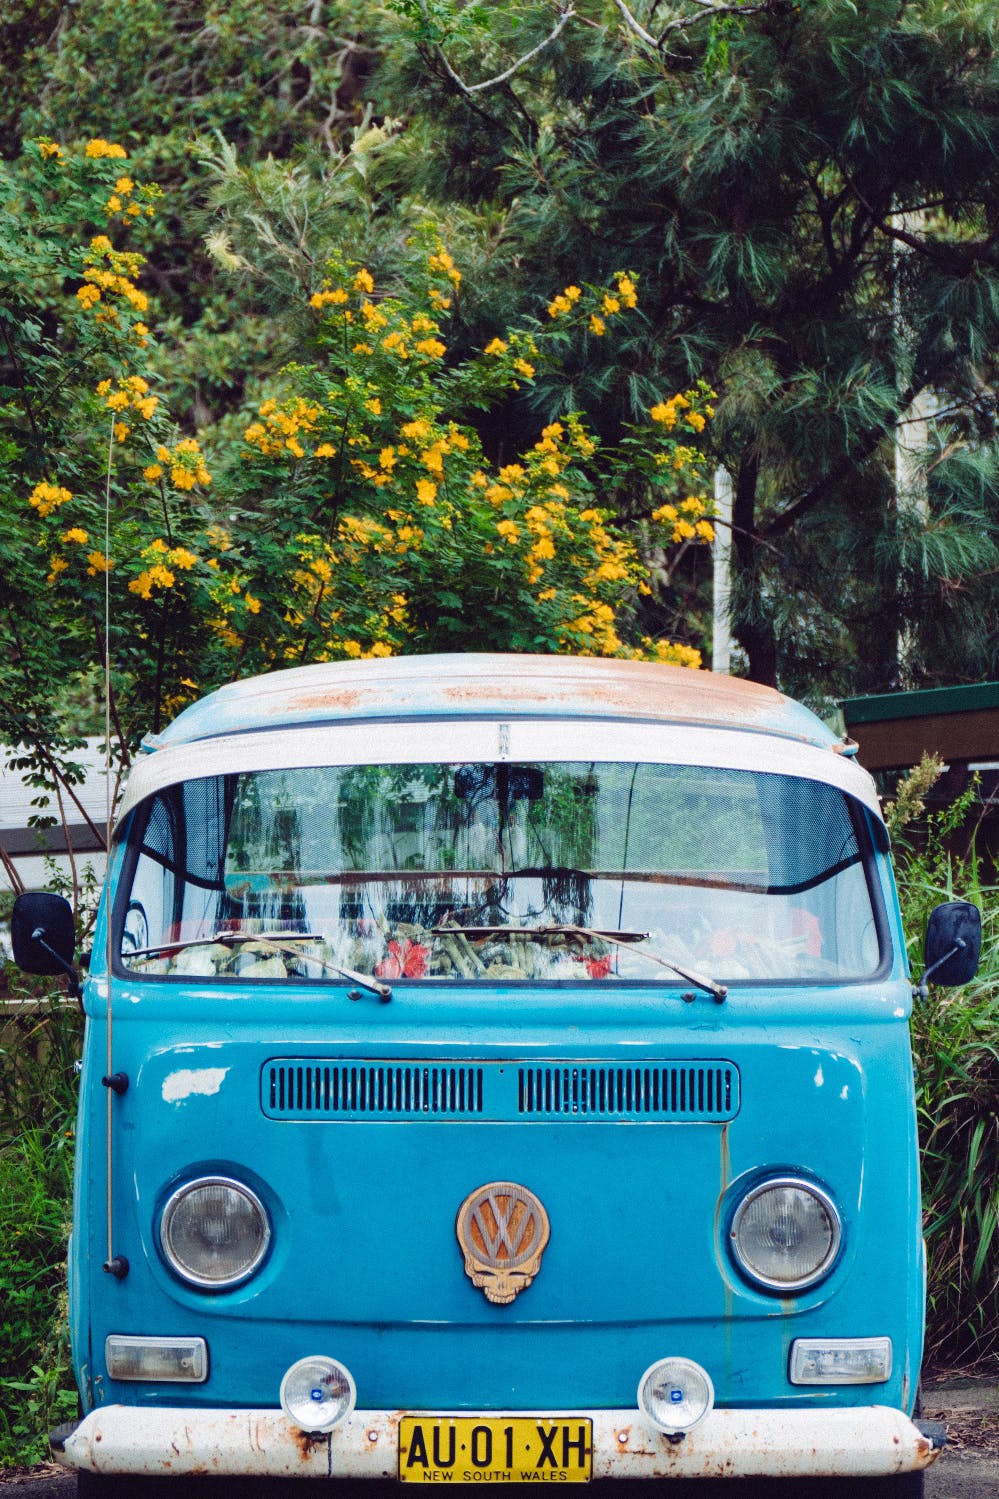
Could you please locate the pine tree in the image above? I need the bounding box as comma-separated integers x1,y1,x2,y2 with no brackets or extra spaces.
386,0,999,696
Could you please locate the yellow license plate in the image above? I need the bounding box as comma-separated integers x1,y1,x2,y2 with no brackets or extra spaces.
399,1416,592,1483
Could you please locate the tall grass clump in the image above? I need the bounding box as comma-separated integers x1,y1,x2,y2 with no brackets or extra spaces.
889,758,999,1369
0,970,81,1464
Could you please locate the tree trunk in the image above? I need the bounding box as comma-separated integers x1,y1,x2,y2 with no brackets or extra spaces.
730,450,778,687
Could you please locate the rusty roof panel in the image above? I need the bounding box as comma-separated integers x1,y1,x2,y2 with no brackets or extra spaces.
144,654,840,754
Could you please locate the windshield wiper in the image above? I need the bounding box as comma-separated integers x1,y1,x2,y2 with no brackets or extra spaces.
124,932,392,1001
432,922,727,1001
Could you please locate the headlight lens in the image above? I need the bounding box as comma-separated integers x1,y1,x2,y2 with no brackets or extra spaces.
638,1357,714,1433
730,1177,841,1291
280,1355,356,1433
160,1176,270,1288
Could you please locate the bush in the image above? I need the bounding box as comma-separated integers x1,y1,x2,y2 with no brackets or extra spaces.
0,984,81,1465
890,759,999,1368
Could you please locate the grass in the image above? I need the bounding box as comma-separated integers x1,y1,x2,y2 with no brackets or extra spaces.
0,769,996,1464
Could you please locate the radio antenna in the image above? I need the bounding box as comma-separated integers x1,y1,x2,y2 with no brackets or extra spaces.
102,411,128,1279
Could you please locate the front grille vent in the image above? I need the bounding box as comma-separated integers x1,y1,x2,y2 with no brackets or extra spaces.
262,1059,739,1121
264,1062,484,1119
518,1063,738,1120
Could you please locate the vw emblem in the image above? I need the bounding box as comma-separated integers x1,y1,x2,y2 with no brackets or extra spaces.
456,1181,551,1305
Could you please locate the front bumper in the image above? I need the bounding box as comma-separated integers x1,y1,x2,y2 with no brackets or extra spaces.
56,1404,944,1480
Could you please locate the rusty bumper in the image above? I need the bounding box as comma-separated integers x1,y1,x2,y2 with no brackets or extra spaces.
56,1404,942,1480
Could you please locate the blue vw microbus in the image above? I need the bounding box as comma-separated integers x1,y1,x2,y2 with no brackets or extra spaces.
13,655,980,1494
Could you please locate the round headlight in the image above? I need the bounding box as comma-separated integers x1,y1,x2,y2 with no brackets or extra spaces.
280,1356,356,1433
638,1357,714,1434
160,1176,270,1288
730,1177,841,1291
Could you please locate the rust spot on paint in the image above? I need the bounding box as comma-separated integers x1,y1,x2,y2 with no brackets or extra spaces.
292,1427,329,1461
284,690,364,713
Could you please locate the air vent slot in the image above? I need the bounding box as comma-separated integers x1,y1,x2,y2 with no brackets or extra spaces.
262,1059,739,1121
264,1061,484,1119
518,1063,739,1120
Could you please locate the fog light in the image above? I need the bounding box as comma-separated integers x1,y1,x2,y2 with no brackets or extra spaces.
790,1337,892,1385
638,1357,714,1434
105,1335,208,1382
280,1355,356,1433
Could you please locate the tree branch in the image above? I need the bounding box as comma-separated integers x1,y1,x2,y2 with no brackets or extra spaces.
423,1,576,96
614,0,779,49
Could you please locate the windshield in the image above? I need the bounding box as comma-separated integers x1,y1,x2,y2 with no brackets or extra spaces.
119,761,881,983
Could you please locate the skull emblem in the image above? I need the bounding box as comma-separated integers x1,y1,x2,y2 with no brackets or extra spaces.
456,1182,550,1304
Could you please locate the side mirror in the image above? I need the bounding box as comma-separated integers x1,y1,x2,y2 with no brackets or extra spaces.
920,900,981,994
10,891,80,995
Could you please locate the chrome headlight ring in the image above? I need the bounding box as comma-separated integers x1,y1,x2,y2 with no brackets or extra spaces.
729,1175,842,1293
159,1175,271,1290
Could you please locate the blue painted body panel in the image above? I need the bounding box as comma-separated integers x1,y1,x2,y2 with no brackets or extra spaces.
74,966,922,1417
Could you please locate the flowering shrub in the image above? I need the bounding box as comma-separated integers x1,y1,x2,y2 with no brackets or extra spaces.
2,141,717,766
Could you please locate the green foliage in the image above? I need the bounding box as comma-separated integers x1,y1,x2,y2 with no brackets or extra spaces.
892,761,999,1367
0,990,81,1465
382,0,999,700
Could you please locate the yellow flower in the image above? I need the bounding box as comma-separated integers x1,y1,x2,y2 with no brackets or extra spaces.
695,520,715,541
428,247,461,285
496,519,520,544
28,482,73,517
38,141,62,159
76,285,101,309
245,593,261,614
47,556,68,582
353,268,375,293
416,478,437,506
61,527,89,545
309,287,350,309
416,337,446,358
115,176,134,195
85,139,127,159
484,337,508,356
589,314,606,336
167,547,197,570
365,397,382,415
314,443,337,458
688,411,706,432
143,464,163,481
515,358,535,378
113,421,130,443
106,195,123,214
86,550,113,574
